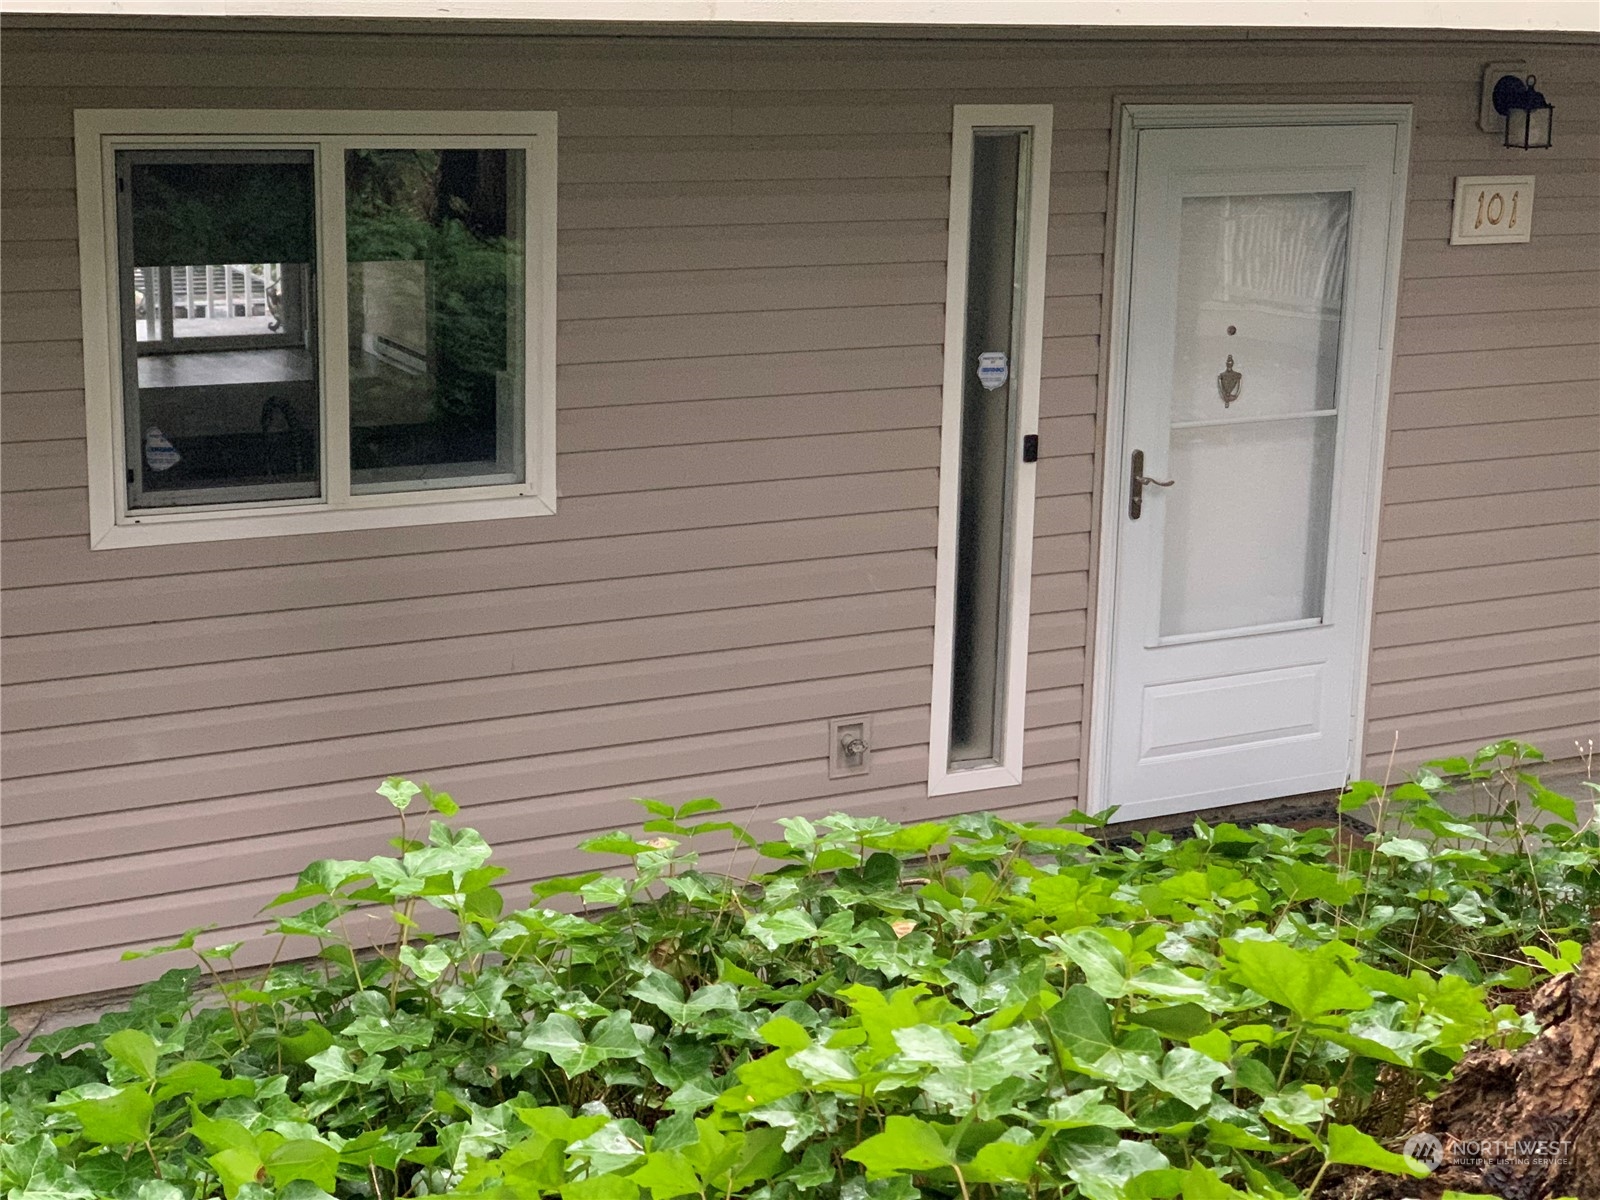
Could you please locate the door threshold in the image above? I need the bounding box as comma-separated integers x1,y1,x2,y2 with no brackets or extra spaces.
1096,787,1370,843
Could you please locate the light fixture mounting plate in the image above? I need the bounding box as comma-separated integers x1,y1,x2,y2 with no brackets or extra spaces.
1480,60,1528,133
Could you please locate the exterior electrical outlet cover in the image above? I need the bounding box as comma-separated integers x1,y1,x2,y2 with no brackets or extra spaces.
829,716,872,779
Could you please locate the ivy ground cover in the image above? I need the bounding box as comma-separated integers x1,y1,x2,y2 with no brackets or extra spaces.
2,741,1596,1200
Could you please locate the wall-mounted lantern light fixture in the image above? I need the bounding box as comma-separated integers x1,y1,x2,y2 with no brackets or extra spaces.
1492,73,1554,150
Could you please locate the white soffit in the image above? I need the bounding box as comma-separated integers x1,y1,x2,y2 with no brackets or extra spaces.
3,0,1597,33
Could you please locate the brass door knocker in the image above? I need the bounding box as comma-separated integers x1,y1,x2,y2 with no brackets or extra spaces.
1218,355,1242,408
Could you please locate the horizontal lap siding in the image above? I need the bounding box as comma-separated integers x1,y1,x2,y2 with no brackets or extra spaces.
1369,53,1600,771
0,27,1105,1004
0,26,1593,1003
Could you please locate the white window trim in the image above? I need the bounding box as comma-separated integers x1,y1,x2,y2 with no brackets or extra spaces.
927,104,1053,798
74,108,558,549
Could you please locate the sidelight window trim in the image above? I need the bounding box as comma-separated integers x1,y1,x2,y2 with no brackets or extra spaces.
927,104,1054,797
74,109,557,549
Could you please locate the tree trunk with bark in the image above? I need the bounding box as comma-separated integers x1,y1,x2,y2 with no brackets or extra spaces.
1332,936,1600,1200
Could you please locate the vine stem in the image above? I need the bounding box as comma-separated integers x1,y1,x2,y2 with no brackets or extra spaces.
335,908,367,994
1304,1159,1331,1198
1354,731,1402,939
191,950,247,1046
390,806,412,1011
952,1163,971,1200
1276,1023,1304,1089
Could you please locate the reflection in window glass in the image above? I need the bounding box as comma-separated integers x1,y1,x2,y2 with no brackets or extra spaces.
345,148,526,492
949,129,1028,768
119,151,320,509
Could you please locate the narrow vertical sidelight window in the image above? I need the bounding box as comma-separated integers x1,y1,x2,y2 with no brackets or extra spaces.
929,107,1053,796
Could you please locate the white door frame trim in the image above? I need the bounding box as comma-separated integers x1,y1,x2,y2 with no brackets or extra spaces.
1084,102,1412,814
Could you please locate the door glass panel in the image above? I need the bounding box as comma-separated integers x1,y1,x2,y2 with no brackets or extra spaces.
1159,416,1337,637
1171,193,1349,423
1157,190,1351,638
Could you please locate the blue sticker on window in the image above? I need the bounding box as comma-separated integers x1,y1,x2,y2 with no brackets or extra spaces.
144,427,181,472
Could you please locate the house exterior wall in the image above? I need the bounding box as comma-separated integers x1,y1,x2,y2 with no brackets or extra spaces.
0,22,1595,1004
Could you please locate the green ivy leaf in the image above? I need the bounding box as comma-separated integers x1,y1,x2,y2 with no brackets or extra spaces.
530,872,604,901
277,1021,336,1065
1176,1164,1253,1199
1,1135,96,1200
845,1115,956,1177
1230,940,1373,1022
717,1046,807,1113
744,909,819,950
57,1084,153,1146
1148,1047,1228,1110
102,1029,159,1081
208,1146,267,1200
580,831,658,857
525,1011,645,1076
1271,861,1359,905
378,777,422,811
264,860,370,908
265,1139,340,1192
563,1176,641,1200
962,1132,1043,1183
1231,1055,1280,1099
420,783,460,816
1128,1002,1212,1039
1046,983,1117,1063
1376,838,1431,863
1338,780,1383,812
1053,928,1132,998
1040,1089,1134,1131
758,1016,812,1054
628,969,740,1025
918,1027,1049,1111
120,924,214,960
154,1060,254,1104
1059,1138,1171,1200
347,1010,435,1054
1260,1084,1330,1140
1325,1123,1430,1177
188,1112,260,1156
1522,940,1583,975
629,1150,703,1199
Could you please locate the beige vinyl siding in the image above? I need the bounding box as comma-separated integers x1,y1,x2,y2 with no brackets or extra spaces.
0,24,1595,1003
1368,110,1600,769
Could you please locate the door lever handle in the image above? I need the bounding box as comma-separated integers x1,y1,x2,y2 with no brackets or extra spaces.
1129,449,1175,520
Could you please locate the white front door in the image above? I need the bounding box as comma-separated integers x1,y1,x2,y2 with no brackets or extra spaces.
1098,114,1407,820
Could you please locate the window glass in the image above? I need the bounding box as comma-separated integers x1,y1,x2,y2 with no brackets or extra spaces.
1158,192,1349,636
118,150,320,509
949,129,1028,768
345,148,526,492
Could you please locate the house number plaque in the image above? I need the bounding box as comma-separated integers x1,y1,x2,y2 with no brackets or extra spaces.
1450,175,1534,245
